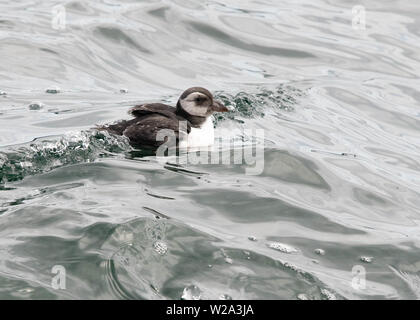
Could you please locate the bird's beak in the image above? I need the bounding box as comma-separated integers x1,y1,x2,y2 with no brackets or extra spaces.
211,100,229,112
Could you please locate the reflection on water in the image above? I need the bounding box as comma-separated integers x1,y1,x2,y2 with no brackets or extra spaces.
1,0,420,299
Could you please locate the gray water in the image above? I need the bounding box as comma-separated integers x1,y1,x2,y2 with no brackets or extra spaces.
1,0,420,300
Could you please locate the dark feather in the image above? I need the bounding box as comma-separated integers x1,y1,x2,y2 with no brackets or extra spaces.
99,101,196,149
123,115,189,148
130,103,176,119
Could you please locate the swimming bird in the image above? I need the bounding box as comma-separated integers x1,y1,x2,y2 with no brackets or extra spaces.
100,87,229,149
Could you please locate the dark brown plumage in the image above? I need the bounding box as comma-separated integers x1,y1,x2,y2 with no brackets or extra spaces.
98,87,228,148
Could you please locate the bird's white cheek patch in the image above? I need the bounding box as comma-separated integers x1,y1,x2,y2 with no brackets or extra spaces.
181,100,207,116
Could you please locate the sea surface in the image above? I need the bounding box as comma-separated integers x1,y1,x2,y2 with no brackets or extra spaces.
1,0,420,300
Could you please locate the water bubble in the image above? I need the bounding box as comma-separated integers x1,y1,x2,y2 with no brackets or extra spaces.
45,86,61,94
320,288,336,300
297,293,309,300
153,240,168,255
220,248,233,264
315,248,325,255
114,228,133,245
219,294,232,300
267,242,298,253
28,102,44,110
224,257,233,264
360,256,373,263
18,288,34,294
181,285,201,300
282,262,300,272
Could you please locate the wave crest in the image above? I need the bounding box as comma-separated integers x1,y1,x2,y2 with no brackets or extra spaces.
0,130,131,183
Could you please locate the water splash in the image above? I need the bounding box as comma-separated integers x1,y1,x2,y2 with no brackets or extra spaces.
219,294,232,300
360,256,373,263
0,130,131,183
214,85,303,124
153,241,168,255
181,285,202,300
0,85,303,184
320,288,337,300
267,242,299,254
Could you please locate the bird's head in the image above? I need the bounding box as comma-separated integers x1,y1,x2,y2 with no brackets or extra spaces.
176,87,228,119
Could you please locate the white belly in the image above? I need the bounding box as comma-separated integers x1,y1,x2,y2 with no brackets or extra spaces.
179,117,214,149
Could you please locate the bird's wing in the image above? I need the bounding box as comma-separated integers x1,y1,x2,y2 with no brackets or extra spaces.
129,103,177,119
123,115,190,148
